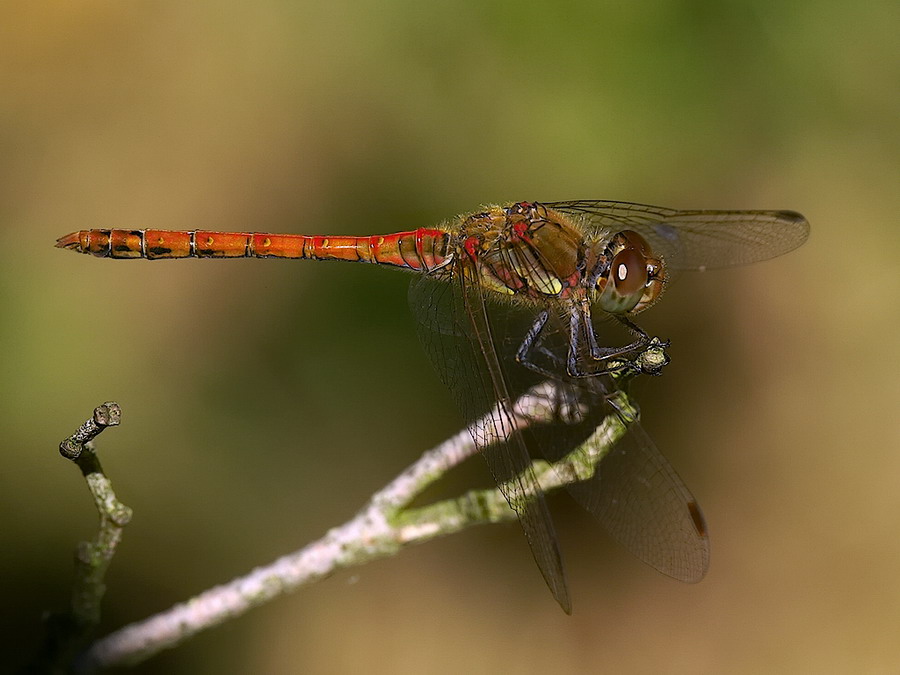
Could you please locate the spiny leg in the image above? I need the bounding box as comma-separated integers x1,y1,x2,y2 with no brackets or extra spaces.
565,306,654,378
516,308,648,380
515,310,568,380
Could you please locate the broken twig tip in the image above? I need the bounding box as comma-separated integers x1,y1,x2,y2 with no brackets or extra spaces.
59,401,122,460
94,402,121,427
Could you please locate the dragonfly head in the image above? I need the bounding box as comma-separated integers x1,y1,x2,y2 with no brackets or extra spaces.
594,230,666,314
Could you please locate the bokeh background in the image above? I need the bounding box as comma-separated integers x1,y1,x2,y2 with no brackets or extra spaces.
2,1,898,673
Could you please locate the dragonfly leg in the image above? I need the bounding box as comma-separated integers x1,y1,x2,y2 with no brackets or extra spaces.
516,310,568,379
584,313,648,360
516,307,669,380
567,306,668,377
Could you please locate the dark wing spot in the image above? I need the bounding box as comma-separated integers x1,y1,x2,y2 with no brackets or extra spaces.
687,500,708,538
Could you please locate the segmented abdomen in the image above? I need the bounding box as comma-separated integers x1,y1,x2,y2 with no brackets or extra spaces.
56,228,451,272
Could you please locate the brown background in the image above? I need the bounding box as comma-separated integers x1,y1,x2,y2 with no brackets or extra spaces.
1,1,898,673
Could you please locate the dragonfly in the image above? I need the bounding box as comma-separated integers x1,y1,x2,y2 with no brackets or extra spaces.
57,200,809,613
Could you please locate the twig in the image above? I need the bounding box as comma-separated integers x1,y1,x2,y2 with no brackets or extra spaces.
49,339,666,671
64,402,132,627
31,402,131,673
75,338,663,672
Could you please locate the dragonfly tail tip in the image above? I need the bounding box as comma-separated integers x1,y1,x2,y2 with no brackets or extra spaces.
55,232,83,251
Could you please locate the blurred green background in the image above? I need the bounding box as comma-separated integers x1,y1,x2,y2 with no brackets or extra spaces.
2,1,898,672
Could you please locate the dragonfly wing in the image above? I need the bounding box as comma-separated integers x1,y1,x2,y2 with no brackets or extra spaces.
559,383,710,583
509,309,709,584
409,270,571,613
546,200,809,270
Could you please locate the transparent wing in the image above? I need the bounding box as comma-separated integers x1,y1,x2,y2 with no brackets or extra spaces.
545,200,809,270
409,268,571,613
517,311,709,583
562,389,709,582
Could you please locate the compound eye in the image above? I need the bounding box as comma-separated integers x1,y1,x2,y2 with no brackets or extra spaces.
633,258,666,313
598,247,649,314
611,247,648,296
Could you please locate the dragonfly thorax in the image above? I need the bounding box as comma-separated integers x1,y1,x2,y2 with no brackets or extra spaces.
458,203,588,302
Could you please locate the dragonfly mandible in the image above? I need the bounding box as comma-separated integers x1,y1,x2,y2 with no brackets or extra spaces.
57,200,809,613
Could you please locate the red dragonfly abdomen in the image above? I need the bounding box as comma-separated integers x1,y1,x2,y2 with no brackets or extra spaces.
56,228,451,272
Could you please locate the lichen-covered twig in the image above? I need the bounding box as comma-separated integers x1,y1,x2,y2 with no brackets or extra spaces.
32,402,131,673
64,402,132,627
